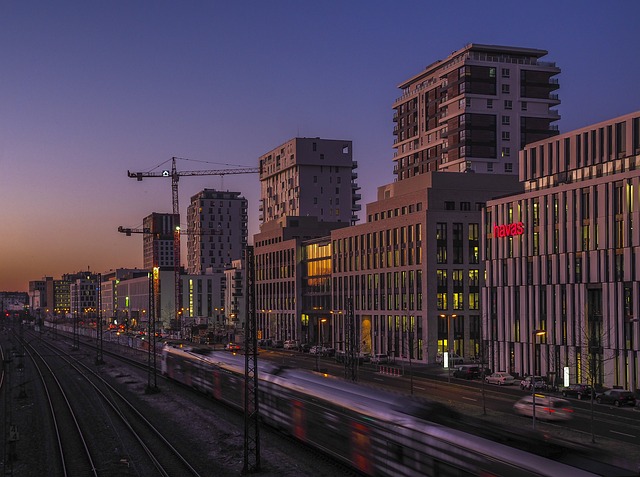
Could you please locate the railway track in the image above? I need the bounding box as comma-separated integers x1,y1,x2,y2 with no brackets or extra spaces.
21,334,204,477
33,327,363,477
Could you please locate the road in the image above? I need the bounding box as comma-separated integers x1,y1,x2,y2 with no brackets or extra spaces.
263,348,640,463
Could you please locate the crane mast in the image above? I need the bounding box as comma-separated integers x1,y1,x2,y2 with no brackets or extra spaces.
127,157,259,337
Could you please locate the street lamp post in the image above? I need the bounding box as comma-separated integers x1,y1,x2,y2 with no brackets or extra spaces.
440,314,457,383
532,329,546,429
316,318,327,372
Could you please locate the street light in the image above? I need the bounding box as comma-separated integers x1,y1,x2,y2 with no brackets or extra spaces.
315,318,327,371
531,329,546,429
439,313,457,383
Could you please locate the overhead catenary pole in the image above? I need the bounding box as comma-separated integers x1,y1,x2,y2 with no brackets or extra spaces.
146,268,160,394
96,273,104,365
345,298,357,382
243,246,260,472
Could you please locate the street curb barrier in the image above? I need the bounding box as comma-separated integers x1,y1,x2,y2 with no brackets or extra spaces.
378,365,402,377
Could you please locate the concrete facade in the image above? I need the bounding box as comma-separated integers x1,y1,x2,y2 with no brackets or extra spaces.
143,212,178,270
483,111,640,390
254,216,348,343
258,138,361,225
331,172,521,363
186,189,248,275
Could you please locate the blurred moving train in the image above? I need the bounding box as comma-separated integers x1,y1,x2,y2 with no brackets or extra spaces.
161,345,636,477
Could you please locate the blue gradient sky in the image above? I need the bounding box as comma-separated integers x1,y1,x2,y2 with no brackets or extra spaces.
1,1,639,291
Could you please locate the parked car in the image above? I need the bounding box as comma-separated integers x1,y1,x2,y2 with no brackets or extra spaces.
513,395,574,421
561,384,594,400
283,340,299,350
520,376,547,391
485,372,515,386
371,353,389,365
596,389,636,407
299,343,311,353
309,345,324,355
452,365,480,380
224,342,241,351
272,340,284,348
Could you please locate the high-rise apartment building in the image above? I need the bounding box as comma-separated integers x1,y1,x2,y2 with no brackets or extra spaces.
143,213,179,270
393,44,560,179
186,189,248,275
258,138,361,225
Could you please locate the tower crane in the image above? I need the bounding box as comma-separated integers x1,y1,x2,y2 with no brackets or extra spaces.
127,156,259,336
117,226,151,236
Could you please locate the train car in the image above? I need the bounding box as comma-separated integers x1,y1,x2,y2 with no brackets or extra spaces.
160,345,635,477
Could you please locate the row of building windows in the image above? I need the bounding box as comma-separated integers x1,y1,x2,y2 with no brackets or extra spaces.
368,203,423,222
487,182,637,262
332,271,424,312
523,120,640,182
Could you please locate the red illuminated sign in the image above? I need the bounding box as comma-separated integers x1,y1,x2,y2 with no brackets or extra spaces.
493,222,524,238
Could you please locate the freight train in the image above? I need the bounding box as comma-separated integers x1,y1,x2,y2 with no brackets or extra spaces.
161,344,635,477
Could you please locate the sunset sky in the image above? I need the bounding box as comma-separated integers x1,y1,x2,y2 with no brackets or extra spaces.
1,1,639,292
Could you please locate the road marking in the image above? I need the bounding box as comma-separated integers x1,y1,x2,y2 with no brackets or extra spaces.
373,378,384,381
462,396,477,402
415,386,425,390
610,430,635,438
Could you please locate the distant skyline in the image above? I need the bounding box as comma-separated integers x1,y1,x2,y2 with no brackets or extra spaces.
2,1,639,291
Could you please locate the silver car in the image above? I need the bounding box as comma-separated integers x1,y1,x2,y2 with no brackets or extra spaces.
485,372,515,386
514,395,574,421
